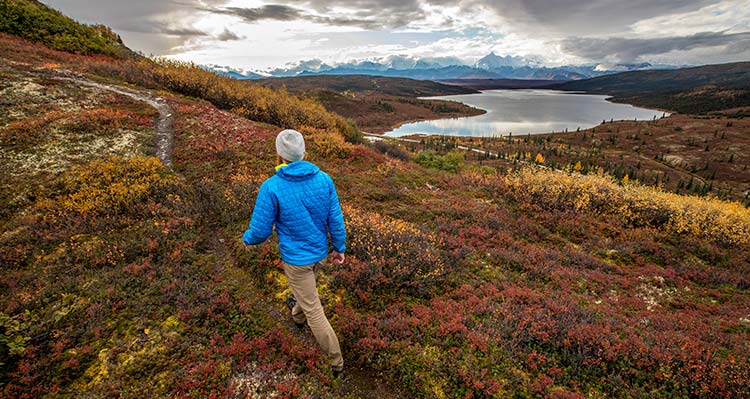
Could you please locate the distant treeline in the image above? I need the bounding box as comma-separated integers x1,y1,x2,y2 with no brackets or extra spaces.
256,75,478,97
613,90,750,114
552,63,750,113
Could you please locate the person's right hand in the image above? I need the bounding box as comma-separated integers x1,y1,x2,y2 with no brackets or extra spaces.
331,251,345,265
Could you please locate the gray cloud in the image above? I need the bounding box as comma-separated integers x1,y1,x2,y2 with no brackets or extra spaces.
220,5,303,22
44,0,225,32
161,27,208,37
561,31,750,62
216,28,242,41
255,0,716,35
41,0,750,65
44,0,718,35
304,0,427,28
209,1,424,29
290,0,422,17
465,0,717,36
208,0,723,36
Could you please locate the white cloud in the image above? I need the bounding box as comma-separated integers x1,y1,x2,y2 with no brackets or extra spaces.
631,0,750,37
43,0,750,69
560,31,750,64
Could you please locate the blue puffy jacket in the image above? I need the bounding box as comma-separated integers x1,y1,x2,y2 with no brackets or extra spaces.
243,161,346,266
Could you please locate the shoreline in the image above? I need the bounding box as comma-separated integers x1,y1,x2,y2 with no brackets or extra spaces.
362,98,486,134
377,89,669,138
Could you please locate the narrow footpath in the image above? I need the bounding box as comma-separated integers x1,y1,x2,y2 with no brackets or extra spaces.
56,75,175,168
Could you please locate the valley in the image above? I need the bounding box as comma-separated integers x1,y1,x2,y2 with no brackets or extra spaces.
1,1,749,398
389,112,750,203
255,75,486,133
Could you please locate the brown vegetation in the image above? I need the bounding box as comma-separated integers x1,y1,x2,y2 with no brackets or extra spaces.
398,113,750,203
255,75,485,133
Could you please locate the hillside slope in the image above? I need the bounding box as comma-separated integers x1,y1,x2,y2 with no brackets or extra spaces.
255,74,485,133
1,4,750,399
0,0,135,58
551,62,750,113
256,75,478,97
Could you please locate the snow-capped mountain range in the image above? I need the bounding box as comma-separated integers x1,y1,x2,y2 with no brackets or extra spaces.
204,52,677,81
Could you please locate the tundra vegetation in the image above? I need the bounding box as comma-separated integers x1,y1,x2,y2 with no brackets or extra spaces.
404,114,750,205
1,3,749,398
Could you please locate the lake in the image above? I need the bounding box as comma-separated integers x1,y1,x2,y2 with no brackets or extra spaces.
383,90,666,137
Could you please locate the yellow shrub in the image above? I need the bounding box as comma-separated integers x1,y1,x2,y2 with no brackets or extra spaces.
340,204,446,293
301,126,355,159
504,168,750,246
147,59,355,137
58,156,176,214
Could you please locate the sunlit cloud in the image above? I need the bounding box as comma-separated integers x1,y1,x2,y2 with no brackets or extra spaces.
42,0,750,70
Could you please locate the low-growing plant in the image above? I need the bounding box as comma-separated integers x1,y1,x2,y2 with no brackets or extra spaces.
301,126,356,160
415,149,464,172
334,205,447,299
504,167,750,246
3,16,750,398
372,140,411,161
0,110,66,147
87,57,364,144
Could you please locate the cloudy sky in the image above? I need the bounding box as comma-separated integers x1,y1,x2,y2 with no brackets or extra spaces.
43,0,750,71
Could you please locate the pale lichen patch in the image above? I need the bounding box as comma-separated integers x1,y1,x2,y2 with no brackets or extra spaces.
230,362,312,399
636,275,678,311
0,128,149,176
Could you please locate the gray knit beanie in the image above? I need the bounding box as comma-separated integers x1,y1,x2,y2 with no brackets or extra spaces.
275,129,305,162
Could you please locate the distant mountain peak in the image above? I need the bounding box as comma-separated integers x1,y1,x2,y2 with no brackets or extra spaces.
201,64,266,79
203,54,679,82
476,52,529,69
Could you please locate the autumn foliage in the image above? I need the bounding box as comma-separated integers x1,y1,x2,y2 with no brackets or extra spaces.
0,0,130,57
504,167,750,245
335,205,447,298
79,56,363,144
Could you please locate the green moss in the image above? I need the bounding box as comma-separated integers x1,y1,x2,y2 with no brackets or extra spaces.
0,0,130,57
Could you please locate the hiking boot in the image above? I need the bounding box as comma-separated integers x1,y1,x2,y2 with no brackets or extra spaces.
286,296,305,329
285,296,296,311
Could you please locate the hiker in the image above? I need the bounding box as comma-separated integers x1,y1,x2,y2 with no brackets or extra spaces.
242,129,347,377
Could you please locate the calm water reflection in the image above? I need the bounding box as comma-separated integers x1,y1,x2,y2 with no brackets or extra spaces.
384,90,666,137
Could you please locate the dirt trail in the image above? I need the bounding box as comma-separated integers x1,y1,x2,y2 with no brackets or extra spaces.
211,236,403,398
57,77,400,395
54,71,399,397
57,76,175,168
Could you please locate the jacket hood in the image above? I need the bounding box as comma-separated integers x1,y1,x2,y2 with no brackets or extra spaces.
275,160,320,181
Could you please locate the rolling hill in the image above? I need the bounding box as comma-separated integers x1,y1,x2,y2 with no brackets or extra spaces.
0,0,136,58
255,75,478,97
254,75,485,133
550,62,750,113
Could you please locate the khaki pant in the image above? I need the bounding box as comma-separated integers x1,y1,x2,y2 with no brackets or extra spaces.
283,262,344,369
